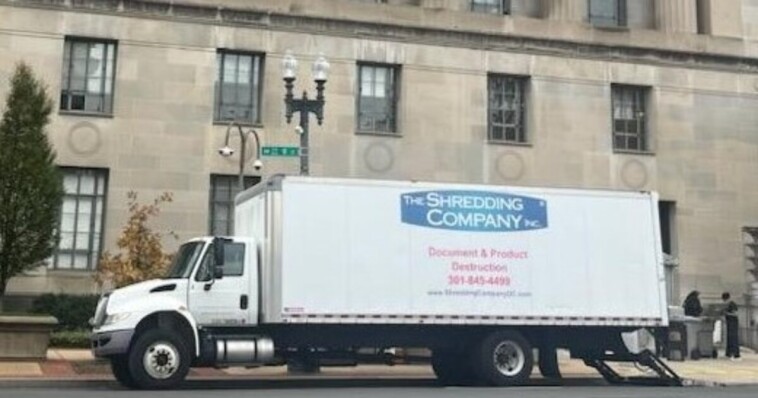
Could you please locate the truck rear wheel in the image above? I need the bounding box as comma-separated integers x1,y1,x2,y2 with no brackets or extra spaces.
431,350,477,386
538,347,561,379
474,330,533,386
111,355,137,389
127,329,191,389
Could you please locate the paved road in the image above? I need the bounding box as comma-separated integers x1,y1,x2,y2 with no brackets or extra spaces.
0,379,757,398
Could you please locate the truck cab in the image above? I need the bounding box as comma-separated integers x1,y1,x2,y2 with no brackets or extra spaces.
90,236,271,389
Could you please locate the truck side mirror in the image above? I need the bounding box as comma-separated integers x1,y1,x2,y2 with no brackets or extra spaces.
213,237,226,267
213,265,224,280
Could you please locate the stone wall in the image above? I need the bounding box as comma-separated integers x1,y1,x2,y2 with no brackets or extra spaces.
0,316,57,359
0,1,757,304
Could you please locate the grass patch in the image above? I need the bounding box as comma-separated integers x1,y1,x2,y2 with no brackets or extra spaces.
0,311,47,316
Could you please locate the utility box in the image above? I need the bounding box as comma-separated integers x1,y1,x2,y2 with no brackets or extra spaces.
668,316,717,360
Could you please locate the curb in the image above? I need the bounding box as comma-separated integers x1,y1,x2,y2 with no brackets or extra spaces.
682,378,728,388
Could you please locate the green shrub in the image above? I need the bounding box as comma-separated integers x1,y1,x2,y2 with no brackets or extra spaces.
31,294,99,331
50,329,91,349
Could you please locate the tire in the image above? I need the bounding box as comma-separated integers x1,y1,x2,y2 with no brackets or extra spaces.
111,355,138,389
473,330,533,386
431,350,478,386
127,328,191,390
538,347,561,379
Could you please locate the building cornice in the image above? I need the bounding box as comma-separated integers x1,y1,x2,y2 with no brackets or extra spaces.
3,0,758,74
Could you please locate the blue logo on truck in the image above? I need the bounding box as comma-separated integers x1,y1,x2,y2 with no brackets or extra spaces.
400,190,547,232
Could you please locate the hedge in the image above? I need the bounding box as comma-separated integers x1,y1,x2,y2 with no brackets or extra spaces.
31,294,100,331
50,329,91,349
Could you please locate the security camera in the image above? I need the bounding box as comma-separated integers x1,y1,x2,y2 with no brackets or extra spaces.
253,159,264,171
218,146,234,157
295,125,304,135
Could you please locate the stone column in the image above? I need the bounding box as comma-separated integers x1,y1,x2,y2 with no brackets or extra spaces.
541,0,588,23
655,0,697,33
697,0,743,38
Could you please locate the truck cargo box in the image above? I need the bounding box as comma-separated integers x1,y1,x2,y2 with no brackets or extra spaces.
235,176,668,328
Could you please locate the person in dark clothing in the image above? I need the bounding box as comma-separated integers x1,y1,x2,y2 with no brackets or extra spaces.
722,292,740,360
683,290,703,317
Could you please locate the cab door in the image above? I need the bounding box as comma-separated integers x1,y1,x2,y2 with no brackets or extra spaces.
188,241,251,326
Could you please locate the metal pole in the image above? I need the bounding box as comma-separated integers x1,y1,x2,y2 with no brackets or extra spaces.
238,126,246,191
284,79,323,177
250,130,261,162
299,93,310,176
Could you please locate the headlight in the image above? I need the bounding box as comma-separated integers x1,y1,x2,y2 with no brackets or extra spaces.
103,312,131,326
90,294,110,328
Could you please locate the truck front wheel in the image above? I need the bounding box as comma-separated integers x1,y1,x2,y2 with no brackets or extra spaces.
127,329,191,389
474,330,533,386
111,355,137,389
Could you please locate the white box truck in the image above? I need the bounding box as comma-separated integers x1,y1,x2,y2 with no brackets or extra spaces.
90,175,673,389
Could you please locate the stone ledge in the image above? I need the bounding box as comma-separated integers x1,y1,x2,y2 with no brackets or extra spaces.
0,315,58,360
0,315,58,326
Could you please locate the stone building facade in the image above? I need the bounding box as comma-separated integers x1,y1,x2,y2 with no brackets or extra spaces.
1,0,758,324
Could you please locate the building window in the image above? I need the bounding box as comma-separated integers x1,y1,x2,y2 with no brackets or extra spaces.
209,175,260,236
357,63,399,134
52,168,108,270
612,84,649,152
60,38,117,114
215,51,264,124
488,74,527,143
589,0,626,27
471,0,510,14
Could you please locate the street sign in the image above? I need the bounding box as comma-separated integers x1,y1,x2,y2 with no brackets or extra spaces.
262,146,300,157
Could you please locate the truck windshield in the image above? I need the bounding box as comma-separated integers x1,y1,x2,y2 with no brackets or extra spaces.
164,242,204,279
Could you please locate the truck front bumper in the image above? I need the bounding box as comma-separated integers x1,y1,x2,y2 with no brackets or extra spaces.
90,329,133,358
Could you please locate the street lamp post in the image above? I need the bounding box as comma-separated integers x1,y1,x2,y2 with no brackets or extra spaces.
218,121,263,191
282,51,330,176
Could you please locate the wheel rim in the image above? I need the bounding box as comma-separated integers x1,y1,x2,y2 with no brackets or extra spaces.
142,341,180,380
493,340,525,377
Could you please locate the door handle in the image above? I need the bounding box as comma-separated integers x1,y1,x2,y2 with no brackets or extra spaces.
240,294,248,310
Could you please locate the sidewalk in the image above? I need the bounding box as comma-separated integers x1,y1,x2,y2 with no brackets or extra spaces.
0,348,757,385
555,348,758,386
